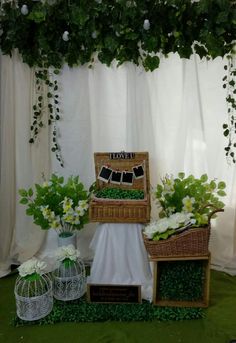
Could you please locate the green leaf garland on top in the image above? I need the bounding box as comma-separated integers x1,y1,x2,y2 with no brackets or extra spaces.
1,0,235,70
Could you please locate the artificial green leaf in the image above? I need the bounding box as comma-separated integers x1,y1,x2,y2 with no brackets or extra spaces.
23,273,41,281
217,190,226,196
20,198,28,204
209,180,216,190
27,10,46,23
178,172,185,179
218,181,226,189
200,174,208,182
19,189,28,197
143,55,160,72
28,188,33,197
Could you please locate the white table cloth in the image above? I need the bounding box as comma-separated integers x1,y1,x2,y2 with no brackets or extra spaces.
88,223,153,300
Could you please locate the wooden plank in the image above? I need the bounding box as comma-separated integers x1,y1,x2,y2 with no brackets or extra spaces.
149,254,210,262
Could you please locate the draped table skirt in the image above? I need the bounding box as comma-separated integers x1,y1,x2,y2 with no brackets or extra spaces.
88,223,153,301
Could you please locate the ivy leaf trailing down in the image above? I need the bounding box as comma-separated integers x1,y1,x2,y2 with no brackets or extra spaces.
222,54,236,164
0,0,236,163
30,68,63,167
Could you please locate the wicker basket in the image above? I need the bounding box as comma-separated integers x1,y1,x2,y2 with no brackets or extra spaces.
143,207,224,258
89,152,150,223
143,227,210,258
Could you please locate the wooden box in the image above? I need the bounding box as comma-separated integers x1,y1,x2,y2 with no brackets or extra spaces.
89,152,150,223
152,255,211,308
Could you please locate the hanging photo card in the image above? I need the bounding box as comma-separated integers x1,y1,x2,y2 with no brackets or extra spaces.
110,171,122,184
121,171,133,185
98,166,113,183
133,165,144,179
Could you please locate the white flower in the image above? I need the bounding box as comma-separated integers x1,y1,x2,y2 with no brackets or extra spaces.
144,221,159,239
182,196,195,213
78,200,89,210
18,258,47,277
55,244,80,262
143,19,150,31
162,174,175,195
144,212,195,239
62,211,74,224
40,205,56,221
20,4,28,15
91,31,98,39
62,197,73,212
156,218,170,233
62,31,69,42
50,217,61,229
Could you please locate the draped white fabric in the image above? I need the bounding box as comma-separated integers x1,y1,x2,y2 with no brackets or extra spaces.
1,52,236,276
0,52,51,277
88,223,153,300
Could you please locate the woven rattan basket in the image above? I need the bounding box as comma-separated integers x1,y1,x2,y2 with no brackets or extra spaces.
143,207,224,258
89,152,150,223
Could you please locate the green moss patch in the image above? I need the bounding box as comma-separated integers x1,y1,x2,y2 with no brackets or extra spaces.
95,188,145,200
13,297,204,327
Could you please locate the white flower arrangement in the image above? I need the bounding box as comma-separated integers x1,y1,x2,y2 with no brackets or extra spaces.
55,244,80,264
18,258,47,279
144,212,195,240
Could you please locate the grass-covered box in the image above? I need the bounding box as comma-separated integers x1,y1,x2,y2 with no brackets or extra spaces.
89,152,150,223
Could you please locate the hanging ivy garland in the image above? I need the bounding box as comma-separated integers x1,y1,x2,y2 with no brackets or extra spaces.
0,0,236,164
31,67,63,166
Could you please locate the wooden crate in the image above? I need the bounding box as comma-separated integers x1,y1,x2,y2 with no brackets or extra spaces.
89,152,150,223
152,254,211,307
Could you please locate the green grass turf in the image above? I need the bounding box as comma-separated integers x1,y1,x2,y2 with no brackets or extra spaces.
0,270,236,343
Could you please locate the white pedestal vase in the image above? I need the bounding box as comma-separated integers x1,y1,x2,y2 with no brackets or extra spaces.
52,258,86,301
57,232,77,247
14,274,53,321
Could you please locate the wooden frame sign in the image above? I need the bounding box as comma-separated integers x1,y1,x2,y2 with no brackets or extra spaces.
87,284,142,304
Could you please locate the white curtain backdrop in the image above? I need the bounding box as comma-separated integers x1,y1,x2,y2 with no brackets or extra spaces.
0,52,51,277
1,51,236,276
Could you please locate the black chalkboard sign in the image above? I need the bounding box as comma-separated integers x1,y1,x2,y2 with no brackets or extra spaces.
87,284,141,303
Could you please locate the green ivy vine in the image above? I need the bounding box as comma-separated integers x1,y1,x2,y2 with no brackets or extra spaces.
30,67,63,166
222,54,236,163
0,0,236,163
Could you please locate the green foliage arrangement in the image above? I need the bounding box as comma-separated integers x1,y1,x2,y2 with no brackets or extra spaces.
144,173,226,241
95,187,144,200
19,174,89,236
156,173,226,224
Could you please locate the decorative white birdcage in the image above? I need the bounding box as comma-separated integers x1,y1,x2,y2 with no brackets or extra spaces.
14,273,53,321
52,258,86,301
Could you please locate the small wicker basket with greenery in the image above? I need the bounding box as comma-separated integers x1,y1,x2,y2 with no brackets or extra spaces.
89,152,150,223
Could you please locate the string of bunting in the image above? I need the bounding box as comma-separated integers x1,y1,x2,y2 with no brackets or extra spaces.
98,164,145,186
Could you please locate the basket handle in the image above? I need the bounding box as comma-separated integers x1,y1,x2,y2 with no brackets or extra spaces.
200,204,224,226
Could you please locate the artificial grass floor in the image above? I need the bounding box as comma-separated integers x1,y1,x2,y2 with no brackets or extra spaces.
0,270,236,343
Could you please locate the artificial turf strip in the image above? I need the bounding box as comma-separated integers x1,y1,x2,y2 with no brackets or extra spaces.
12,297,204,327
